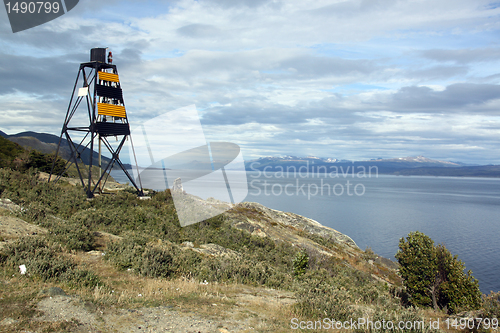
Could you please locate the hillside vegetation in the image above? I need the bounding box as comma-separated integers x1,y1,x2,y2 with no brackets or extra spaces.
0,136,24,168
0,149,499,332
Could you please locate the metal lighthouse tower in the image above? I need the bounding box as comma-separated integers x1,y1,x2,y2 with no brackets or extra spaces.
50,48,143,198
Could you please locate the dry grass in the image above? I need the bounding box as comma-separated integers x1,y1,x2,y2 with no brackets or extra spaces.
1,250,297,332
83,263,297,331
91,276,239,308
71,250,294,315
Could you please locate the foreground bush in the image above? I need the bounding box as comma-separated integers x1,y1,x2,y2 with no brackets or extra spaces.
396,231,482,313
483,291,500,318
105,236,292,288
0,237,100,288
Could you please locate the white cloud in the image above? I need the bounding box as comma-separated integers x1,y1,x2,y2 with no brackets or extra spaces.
1,0,500,163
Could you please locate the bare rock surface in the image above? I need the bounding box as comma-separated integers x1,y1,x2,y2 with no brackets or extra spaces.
225,202,359,258
0,198,21,211
0,208,47,249
237,202,358,248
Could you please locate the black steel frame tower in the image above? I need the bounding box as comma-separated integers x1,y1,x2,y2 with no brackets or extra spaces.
49,48,143,198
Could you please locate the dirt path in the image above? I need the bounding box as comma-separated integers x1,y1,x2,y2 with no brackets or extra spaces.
34,286,294,332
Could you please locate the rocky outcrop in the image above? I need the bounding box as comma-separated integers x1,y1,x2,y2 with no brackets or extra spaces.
227,202,358,249
242,202,357,248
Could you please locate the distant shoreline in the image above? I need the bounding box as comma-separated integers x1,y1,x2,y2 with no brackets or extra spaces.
245,164,500,179
110,169,500,189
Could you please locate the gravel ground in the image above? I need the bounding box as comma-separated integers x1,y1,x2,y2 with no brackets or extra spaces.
34,291,291,333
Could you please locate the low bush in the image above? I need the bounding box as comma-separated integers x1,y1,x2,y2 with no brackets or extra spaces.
293,250,309,277
140,246,174,278
483,291,500,319
0,236,100,288
104,236,294,289
49,222,95,252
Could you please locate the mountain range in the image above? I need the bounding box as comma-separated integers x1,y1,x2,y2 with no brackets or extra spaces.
245,155,499,177
1,131,499,177
0,130,112,167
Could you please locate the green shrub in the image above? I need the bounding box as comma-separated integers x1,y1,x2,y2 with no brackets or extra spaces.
62,269,101,289
482,292,500,319
19,201,50,223
24,151,67,175
395,231,437,308
293,250,309,277
139,246,174,278
396,231,482,313
0,136,25,168
104,235,294,289
104,236,147,270
49,223,95,252
294,269,361,321
0,168,87,220
190,255,284,287
0,236,100,288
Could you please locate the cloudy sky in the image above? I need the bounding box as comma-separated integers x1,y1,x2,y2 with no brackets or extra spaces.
1,0,500,164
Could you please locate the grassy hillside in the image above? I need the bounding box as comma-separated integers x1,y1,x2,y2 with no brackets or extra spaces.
2,131,114,167
1,136,499,331
4,131,63,144
0,167,498,332
0,136,24,167
0,134,116,185
7,136,59,155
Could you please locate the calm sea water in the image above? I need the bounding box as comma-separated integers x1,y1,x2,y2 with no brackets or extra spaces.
112,170,500,294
